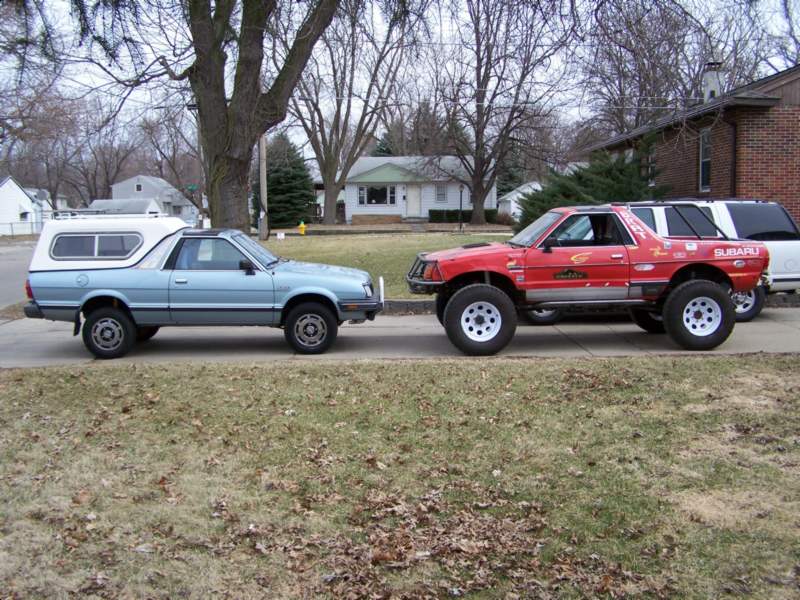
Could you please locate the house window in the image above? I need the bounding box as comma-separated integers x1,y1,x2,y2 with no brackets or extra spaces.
19,211,29,222
135,183,142,192
172,205,182,216
699,129,711,191
646,149,656,187
358,185,396,205
435,184,447,203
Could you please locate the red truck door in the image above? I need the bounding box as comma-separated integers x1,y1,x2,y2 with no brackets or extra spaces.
522,212,631,303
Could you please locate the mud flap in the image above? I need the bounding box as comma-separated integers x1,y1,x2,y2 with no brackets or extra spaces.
73,314,81,336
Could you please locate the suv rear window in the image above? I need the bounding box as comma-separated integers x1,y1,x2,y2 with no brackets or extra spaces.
665,206,718,237
51,233,143,259
727,203,800,241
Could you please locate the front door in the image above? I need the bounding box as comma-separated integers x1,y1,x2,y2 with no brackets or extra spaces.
523,213,631,302
168,237,275,325
405,185,422,217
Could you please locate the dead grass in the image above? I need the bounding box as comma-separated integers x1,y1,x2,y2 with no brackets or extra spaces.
1,355,799,598
0,301,26,321
261,233,508,298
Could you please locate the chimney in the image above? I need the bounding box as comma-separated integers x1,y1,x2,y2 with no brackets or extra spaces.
702,61,724,102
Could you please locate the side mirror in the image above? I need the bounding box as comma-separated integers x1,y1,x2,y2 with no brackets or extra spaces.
542,237,557,253
239,259,255,275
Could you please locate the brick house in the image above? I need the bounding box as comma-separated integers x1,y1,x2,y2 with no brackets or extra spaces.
586,63,800,220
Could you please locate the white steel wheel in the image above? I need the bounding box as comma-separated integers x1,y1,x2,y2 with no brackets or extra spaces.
731,290,756,315
91,317,125,351
294,313,328,348
461,301,502,342
682,296,722,337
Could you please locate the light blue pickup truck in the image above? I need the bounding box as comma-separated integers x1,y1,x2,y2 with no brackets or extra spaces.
24,217,383,358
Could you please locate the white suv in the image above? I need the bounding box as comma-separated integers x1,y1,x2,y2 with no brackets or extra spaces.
630,199,800,321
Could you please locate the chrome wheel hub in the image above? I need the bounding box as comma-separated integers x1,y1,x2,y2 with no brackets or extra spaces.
294,314,327,347
91,318,124,351
731,290,755,314
461,301,502,342
682,296,722,337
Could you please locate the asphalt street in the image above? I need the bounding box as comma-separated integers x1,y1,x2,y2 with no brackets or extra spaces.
0,242,34,308
2,309,800,368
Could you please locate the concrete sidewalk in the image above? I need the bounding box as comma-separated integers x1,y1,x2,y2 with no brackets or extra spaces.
2,308,800,368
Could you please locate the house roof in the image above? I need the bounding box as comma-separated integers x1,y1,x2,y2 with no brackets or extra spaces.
311,155,475,185
1,176,44,207
499,181,542,203
585,64,800,153
88,198,161,214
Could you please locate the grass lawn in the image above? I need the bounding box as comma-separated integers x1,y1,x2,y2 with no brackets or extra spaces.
263,233,508,299
1,356,799,598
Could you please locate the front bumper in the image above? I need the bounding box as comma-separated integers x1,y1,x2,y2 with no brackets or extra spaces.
406,254,443,294
24,301,43,319
337,276,384,320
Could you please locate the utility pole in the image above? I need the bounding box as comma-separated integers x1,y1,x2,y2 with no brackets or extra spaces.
258,133,269,240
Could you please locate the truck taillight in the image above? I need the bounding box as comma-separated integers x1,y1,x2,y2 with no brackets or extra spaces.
422,262,442,281
25,279,33,300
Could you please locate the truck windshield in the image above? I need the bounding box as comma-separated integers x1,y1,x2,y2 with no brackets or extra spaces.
508,211,562,247
234,233,279,267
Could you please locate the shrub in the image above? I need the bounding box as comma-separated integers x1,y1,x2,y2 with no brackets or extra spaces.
428,209,498,224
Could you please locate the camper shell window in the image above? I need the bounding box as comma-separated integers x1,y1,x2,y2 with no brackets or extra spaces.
51,233,143,260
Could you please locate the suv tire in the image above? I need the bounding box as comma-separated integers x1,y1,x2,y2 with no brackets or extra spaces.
443,284,517,356
629,308,665,333
520,307,562,325
136,326,160,342
662,280,735,350
731,285,766,322
82,307,137,359
284,302,338,354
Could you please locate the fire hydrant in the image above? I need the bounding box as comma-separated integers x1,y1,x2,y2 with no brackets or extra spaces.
298,220,307,235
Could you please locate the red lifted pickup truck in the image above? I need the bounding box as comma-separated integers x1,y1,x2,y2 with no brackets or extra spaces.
407,204,769,355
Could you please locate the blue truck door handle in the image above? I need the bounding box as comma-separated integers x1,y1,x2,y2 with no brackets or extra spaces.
174,278,188,284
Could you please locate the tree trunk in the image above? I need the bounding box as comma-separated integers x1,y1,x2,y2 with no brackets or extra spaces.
470,181,487,225
207,154,252,232
322,181,342,225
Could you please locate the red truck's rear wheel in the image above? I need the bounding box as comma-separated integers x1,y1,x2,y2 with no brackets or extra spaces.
443,284,517,355
662,280,735,350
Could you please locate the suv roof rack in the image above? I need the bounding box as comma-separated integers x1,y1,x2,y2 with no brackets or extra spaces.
50,211,170,220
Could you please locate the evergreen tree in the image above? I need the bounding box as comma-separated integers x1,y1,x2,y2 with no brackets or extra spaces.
515,137,669,232
263,133,315,228
371,132,394,156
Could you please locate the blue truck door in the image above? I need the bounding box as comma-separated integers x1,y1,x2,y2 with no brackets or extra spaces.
167,237,276,325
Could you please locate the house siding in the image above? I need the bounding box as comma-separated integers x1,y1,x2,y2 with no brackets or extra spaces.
344,182,496,223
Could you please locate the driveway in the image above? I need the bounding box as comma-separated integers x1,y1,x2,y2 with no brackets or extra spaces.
2,309,800,368
0,241,35,308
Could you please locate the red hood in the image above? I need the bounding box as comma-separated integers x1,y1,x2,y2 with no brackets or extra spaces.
423,242,511,262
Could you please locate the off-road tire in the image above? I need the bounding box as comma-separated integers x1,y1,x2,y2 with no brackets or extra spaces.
443,284,517,356
520,307,563,326
136,326,160,342
284,302,338,354
662,280,735,350
82,307,137,359
731,285,766,322
628,307,665,334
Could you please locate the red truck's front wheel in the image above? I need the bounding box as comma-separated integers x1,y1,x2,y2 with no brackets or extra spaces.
442,284,517,355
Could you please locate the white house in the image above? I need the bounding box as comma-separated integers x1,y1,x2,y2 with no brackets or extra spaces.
334,156,497,224
111,175,199,224
497,181,542,219
0,176,44,235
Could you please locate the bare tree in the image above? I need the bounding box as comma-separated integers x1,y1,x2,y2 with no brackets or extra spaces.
140,101,205,209
19,0,342,230
581,0,768,135
437,0,576,224
283,0,427,224
773,0,800,67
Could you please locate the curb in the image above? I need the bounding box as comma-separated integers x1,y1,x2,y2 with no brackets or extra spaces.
383,294,800,315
